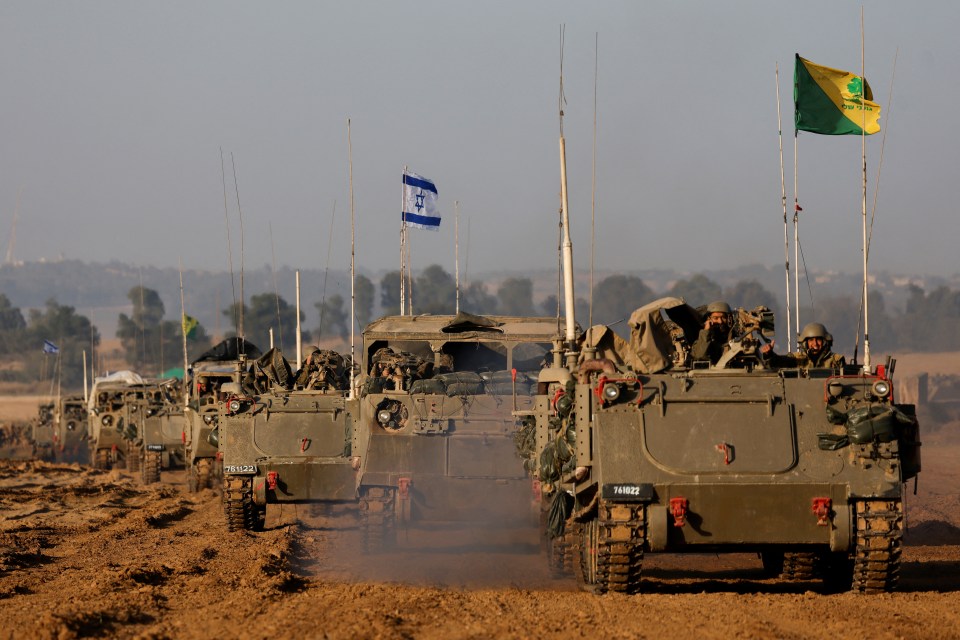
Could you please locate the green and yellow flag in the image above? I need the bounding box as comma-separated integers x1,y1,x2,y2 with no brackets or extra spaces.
181,313,198,339
795,54,881,135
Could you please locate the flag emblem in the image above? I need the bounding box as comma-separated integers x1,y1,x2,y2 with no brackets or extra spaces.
42,340,59,354
402,171,440,231
795,54,881,135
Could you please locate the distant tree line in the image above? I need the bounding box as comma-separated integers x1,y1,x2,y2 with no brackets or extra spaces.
3,269,960,390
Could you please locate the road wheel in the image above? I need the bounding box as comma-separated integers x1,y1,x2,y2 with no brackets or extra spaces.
360,487,396,553
141,451,161,484
93,448,110,470
223,476,265,532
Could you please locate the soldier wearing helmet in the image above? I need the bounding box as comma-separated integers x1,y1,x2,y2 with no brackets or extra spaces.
762,322,846,370
691,301,733,364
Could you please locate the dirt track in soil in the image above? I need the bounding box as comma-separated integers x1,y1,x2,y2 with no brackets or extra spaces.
0,427,959,639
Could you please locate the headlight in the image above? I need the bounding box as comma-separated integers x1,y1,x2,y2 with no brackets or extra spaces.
101,415,113,427
228,399,242,413
377,409,394,426
827,381,844,398
146,408,155,417
203,414,215,425
602,383,621,402
872,380,890,398
67,421,76,431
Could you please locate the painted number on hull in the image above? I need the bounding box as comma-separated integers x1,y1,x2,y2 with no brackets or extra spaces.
224,464,257,474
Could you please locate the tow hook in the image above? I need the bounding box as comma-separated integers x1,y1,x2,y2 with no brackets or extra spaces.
266,471,279,491
398,476,411,500
670,497,689,527
812,497,832,526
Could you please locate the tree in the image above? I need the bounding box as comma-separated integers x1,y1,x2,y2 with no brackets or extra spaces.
462,281,498,315
724,280,780,316
0,294,26,355
412,264,457,315
120,286,211,374
27,298,100,388
355,274,375,329
316,294,348,339
591,275,655,328
223,293,304,352
380,271,401,316
497,277,535,316
668,274,722,308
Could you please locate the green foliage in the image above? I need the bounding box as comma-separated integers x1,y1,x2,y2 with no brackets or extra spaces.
413,265,457,314
462,281,498,315
591,275,654,327
223,293,304,352
316,293,348,339
26,299,100,387
355,274,375,329
119,286,212,374
380,271,401,316
668,274,722,308
497,277,535,316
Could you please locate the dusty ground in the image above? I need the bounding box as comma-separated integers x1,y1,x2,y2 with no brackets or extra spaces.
1,395,959,638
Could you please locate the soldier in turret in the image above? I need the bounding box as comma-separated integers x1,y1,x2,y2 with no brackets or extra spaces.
762,322,845,370
690,301,732,364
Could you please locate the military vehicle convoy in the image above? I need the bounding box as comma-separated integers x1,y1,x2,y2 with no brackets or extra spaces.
87,371,149,470
138,379,187,484
184,339,261,493
523,297,921,594
353,312,562,550
219,346,355,532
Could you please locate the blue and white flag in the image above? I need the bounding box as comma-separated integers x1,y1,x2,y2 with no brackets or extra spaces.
42,340,59,354
402,171,440,231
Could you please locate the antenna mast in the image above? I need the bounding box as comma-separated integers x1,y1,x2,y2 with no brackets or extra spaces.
558,26,577,363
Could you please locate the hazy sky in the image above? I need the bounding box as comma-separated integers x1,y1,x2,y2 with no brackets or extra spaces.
1,1,957,280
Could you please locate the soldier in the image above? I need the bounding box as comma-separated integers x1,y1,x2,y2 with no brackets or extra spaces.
762,322,845,370
691,301,732,364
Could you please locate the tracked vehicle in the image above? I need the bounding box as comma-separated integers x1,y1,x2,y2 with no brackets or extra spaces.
31,402,56,461
87,371,149,470
184,339,261,493
353,312,562,551
219,346,356,532
53,395,89,463
138,379,188,484
526,298,921,594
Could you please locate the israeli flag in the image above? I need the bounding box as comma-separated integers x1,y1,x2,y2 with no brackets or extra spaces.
42,340,59,354
402,171,440,231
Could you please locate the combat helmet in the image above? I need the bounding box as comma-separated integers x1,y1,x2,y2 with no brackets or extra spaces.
799,322,833,347
705,301,732,314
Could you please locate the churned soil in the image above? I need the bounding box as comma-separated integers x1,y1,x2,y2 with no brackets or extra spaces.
0,421,958,639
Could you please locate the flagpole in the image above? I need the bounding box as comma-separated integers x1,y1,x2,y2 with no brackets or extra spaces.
793,131,800,343
179,258,189,408
82,349,88,404
860,7,871,371
348,118,356,399
455,200,460,315
295,270,302,368
775,63,793,352
400,166,407,316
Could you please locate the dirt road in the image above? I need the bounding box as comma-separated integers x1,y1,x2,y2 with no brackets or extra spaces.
0,419,958,640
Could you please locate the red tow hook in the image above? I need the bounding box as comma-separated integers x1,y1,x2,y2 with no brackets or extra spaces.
266,471,279,491
398,477,411,500
812,497,832,526
300,438,310,453
670,497,689,527
715,442,731,465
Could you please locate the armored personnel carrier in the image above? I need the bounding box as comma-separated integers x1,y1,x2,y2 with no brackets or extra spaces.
31,402,56,461
53,395,89,463
219,346,355,532
353,312,562,551
525,297,921,594
138,379,188,484
88,371,151,470
184,338,261,493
